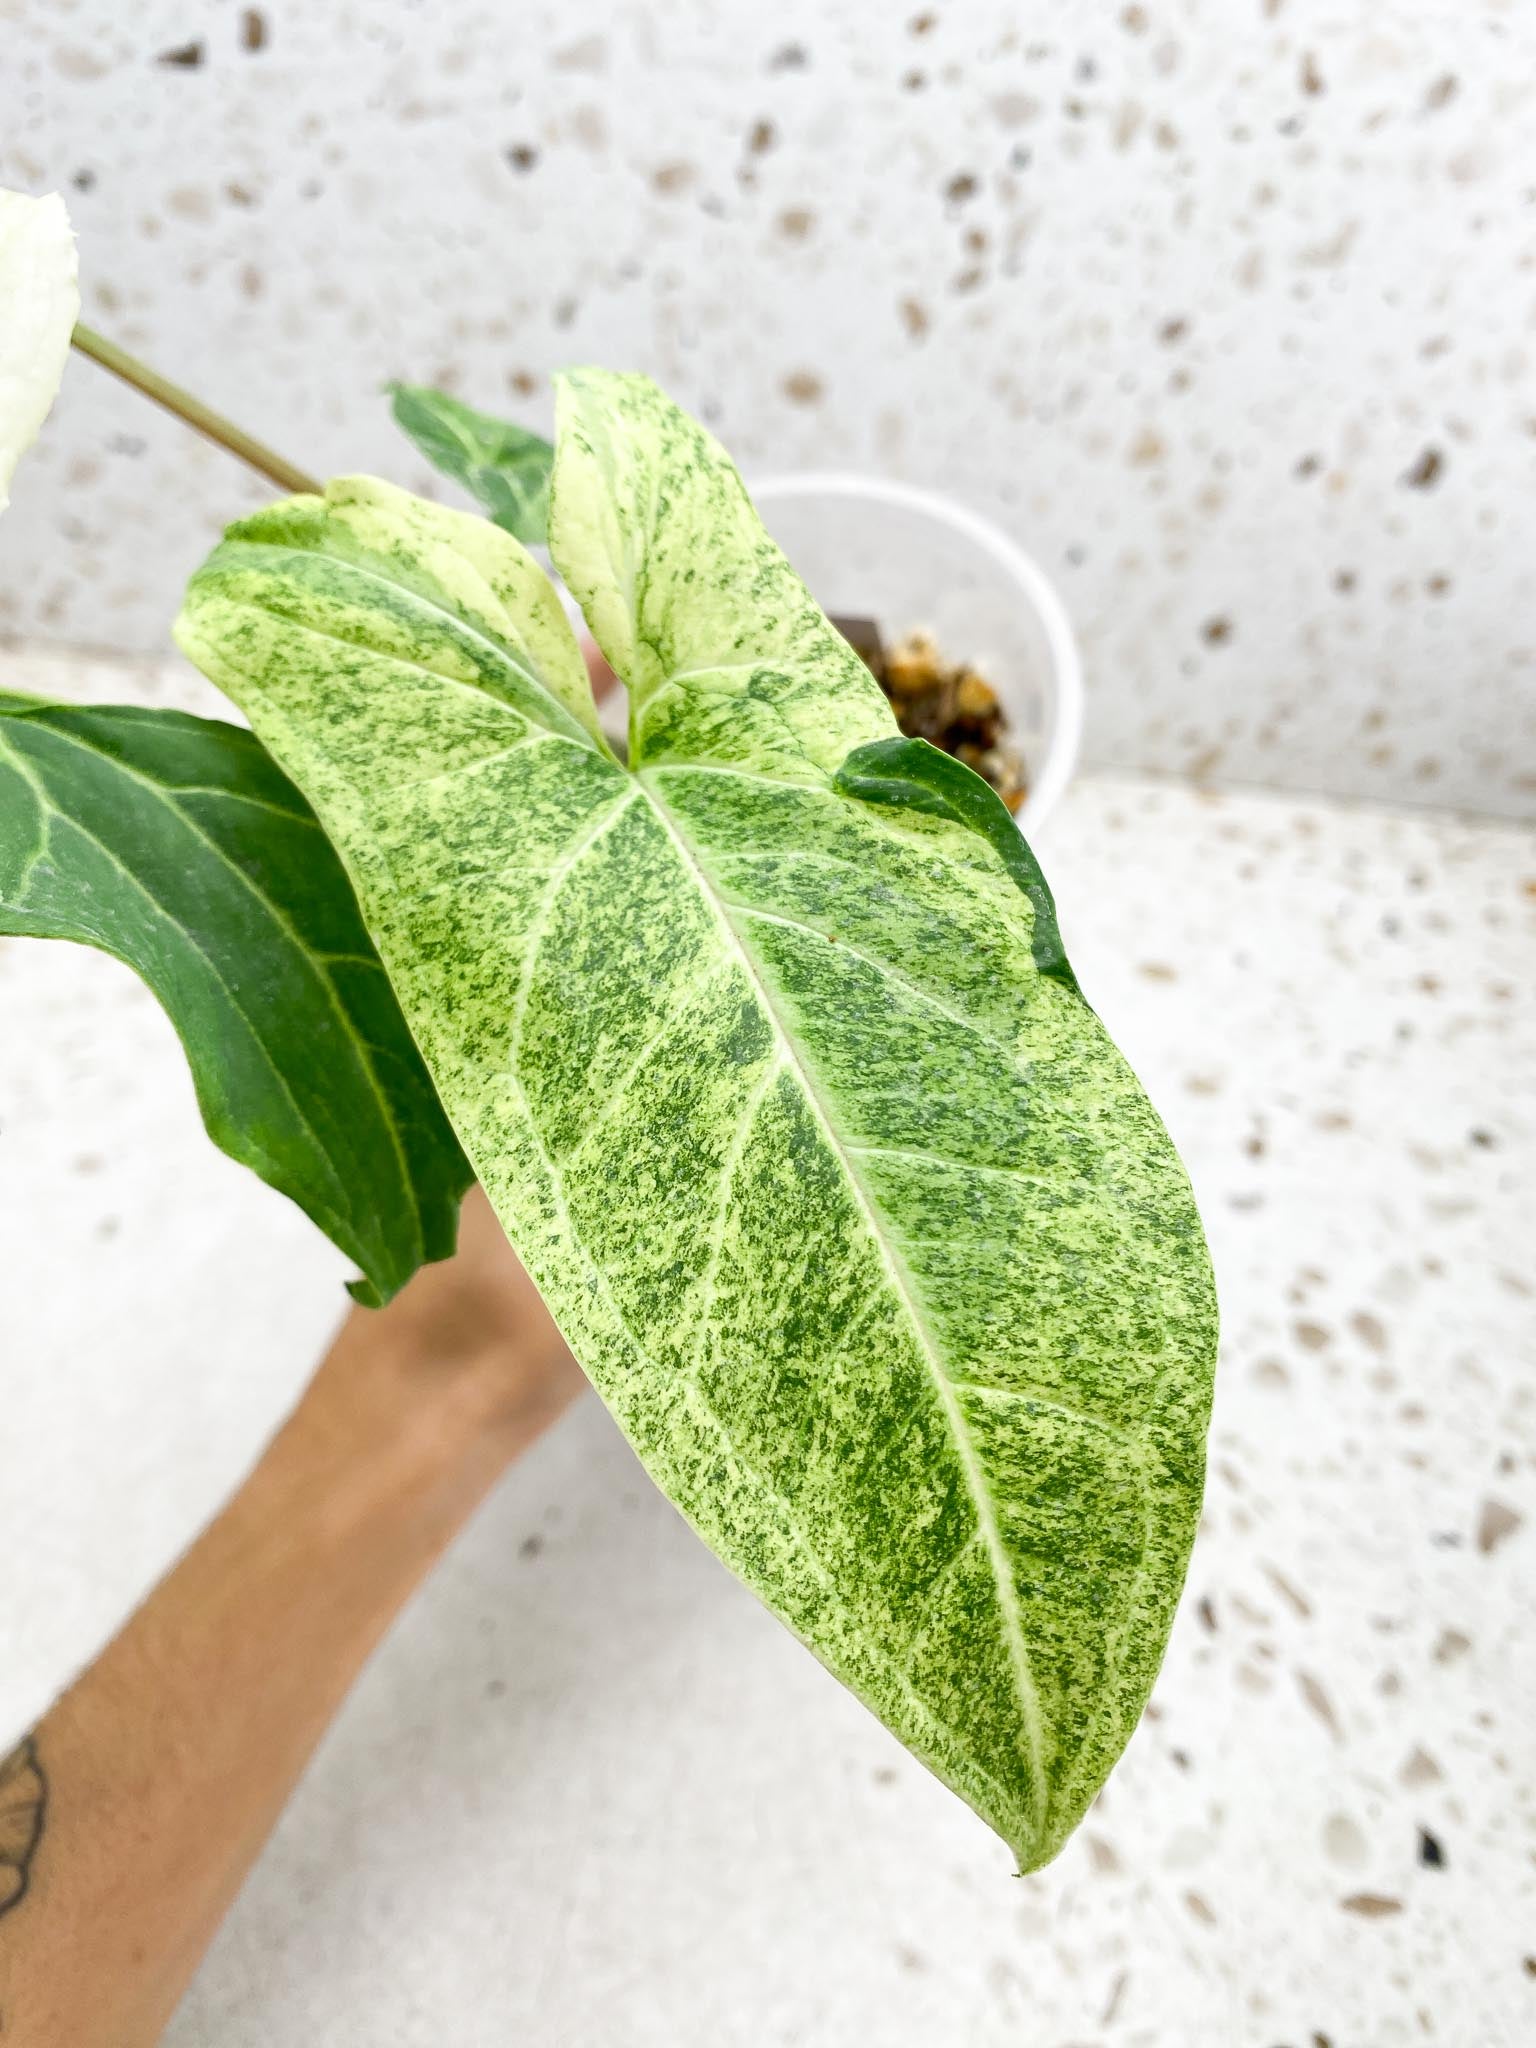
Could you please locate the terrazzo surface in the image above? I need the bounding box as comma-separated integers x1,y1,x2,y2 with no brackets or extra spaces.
3,0,1536,815
0,646,1531,2046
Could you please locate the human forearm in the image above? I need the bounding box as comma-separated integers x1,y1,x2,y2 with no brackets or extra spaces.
0,1192,582,2046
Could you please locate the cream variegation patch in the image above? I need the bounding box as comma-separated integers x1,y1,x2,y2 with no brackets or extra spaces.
0,189,78,517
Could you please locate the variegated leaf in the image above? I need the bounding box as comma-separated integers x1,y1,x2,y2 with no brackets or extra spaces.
176,372,1216,1868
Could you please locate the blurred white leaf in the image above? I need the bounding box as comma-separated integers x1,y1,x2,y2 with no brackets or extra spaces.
0,190,79,516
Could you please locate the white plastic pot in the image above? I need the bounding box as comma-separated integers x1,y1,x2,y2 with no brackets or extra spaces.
749,473,1083,839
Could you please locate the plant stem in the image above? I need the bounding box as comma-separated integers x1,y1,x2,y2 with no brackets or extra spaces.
71,323,322,497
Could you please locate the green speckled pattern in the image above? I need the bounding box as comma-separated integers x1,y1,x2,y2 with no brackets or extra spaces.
176,372,1217,1870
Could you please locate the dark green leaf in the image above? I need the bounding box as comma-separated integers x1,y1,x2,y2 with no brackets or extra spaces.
0,692,470,1303
388,380,553,544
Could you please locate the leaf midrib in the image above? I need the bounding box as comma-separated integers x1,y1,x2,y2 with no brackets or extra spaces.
272,574,1044,1831
418,757,1021,1834
636,760,1050,1827
204,546,1077,1837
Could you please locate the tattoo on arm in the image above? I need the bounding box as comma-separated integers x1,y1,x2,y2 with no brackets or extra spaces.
0,1739,46,1919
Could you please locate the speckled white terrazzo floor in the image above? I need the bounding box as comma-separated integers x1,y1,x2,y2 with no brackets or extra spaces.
0,652,1531,2047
